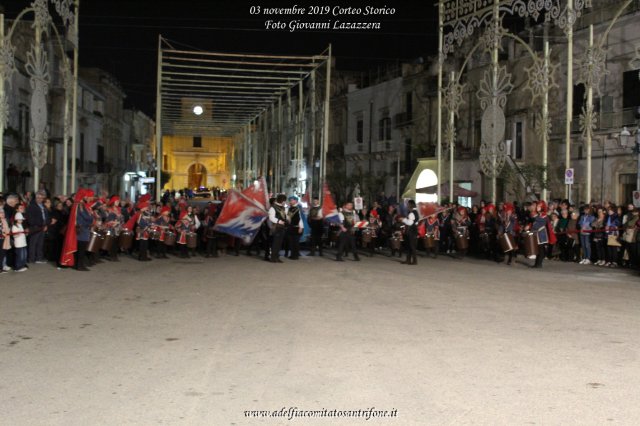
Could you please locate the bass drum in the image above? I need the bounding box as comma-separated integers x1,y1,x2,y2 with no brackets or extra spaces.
148,227,161,241
455,233,469,251
87,230,105,253
186,232,198,249
164,231,176,247
119,229,134,251
423,234,436,249
498,233,516,253
362,229,373,244
390,237,402,250
523,232,539,259
101,230,116,252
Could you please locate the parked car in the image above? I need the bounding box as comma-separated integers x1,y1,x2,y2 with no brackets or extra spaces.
193,187,212,198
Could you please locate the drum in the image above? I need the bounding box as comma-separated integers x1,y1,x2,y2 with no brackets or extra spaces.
498,233,516,253
164,231,176,247
186,232,198,249
119,229,134,250
87,230,105,253
455,233,469,251
148,226,160,241
101,230,116,251
523,231,539,259
391,237,402,250
424,234,436,249
362,229,373,244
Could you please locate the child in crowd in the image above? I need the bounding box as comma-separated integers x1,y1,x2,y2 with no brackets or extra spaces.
11,212,28,272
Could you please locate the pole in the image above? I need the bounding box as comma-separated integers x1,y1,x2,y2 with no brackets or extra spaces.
62,58,70,195
0,14,4,193
449,71,455,203
586,25,593,204
309,69,316,199
437,1,443,202
298,81,303,193
490,2,499,203
396,151,400,201
71,0,80,193
155,35,163,202
565,0,573,201
542,40,549,202
277,96,282,193
321,45,331,203
33,17,43,192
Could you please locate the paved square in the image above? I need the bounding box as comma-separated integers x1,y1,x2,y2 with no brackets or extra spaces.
1,252,639,425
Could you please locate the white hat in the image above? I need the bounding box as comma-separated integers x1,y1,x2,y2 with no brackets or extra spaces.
15,212,24,221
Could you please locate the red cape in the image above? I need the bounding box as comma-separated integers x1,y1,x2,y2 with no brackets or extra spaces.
59,203,79,267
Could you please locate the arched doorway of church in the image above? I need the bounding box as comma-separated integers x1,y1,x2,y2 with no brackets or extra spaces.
188,163,207,188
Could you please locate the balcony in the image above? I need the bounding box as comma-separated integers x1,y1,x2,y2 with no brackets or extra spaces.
373,140,395,152
551,108,638,136
345,143,366,156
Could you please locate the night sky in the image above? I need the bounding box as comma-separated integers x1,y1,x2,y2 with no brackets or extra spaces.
3,1,438,116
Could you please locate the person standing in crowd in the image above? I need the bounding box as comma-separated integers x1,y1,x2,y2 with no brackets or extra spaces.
401,200,419,265
268,194,287,263
286,196,304,260
11,212,28,272
308,197,324,256
622,204,638,267
453,206,471,258
564,211,580,262
579,205,595,264
592,208,607,266
605,204,621,267
26,190,49,264
3,194,18,271
46,200,64,263
0,209,10,273
336,201,360,262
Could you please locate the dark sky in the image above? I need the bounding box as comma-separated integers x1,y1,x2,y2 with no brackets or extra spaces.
3,1,438,115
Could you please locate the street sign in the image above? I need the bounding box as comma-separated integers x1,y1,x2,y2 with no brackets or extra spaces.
634,191,640,208
354,196,363,211
140,177,156,183
564,168,574,185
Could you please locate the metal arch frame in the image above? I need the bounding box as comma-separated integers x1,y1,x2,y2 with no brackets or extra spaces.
155,36,331,201
0,0,78,194
438,0,588,203
576,0,636,204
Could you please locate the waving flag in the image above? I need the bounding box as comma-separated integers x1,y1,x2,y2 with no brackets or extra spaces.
418,202,447,219
322,184,341,224
214,190,268,244
299,208,311,243
242,176,270,211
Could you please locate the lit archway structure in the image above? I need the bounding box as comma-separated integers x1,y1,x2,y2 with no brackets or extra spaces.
155,37,331,201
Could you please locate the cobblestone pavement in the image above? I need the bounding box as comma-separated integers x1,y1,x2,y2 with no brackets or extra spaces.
1,249,639,425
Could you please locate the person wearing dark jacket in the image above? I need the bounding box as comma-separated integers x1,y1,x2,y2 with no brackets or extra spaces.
75,195,95,271
26,190,49,264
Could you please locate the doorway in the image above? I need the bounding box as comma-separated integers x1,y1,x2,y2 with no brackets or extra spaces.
188,163,207,189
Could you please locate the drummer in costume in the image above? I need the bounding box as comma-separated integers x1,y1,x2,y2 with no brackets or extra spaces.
336,201,360,262
453,206,471,258
154,206,173,259
286,196,304,260
136,200,153,261
308,197,324,256
184,205,201,256
498,203,517,265
89,198,107,265
175,210,192,259
527,200,549,268
424,213,440,258
400,200,419,265
484,204,499,261
105,196,123,261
